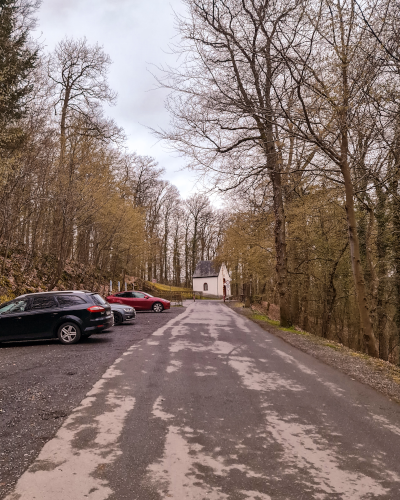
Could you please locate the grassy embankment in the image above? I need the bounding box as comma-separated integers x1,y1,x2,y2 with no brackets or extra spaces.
233,301,357,348
149,282,219,300
232,301,400,389
150,283,192,293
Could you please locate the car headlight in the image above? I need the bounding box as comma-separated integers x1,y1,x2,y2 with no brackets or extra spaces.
123,308,133,312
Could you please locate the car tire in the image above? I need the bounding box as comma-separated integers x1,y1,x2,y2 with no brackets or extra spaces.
113,311,123,325
152,302,164,313
57,322,81,345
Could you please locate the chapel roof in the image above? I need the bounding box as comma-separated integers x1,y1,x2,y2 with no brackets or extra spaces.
193,260,221,278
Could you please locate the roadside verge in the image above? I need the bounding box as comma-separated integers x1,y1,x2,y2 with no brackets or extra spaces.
226,302,400,404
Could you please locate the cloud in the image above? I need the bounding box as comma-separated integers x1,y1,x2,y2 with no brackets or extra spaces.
35,0,203,200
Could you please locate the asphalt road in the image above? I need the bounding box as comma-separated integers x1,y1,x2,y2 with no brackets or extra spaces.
0,307,183,500
4,301,400,499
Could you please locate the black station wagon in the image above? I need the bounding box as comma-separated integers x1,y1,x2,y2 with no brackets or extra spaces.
0,291,113,345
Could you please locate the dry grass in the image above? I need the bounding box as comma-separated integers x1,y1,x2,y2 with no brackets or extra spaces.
151,283,192,293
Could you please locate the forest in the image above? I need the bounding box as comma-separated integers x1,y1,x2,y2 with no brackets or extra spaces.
2,0,400,362
156,0,400,363
0,0,225,293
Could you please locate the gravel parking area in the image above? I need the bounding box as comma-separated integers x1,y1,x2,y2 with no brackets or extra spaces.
0,306,185,499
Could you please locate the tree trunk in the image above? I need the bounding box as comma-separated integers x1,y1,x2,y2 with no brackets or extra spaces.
375,188,388,360
270,165,290,327
263,40,291,327
392,181,400,362
338,47,378,357
340,154,378,357
321,242,348,339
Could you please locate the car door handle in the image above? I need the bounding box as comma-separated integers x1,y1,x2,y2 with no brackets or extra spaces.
52,313,58,316
17,317,22,320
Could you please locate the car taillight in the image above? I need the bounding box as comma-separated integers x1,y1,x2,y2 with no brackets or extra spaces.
87,305,105,312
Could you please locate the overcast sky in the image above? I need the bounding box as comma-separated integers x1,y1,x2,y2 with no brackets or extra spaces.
35,0,204,200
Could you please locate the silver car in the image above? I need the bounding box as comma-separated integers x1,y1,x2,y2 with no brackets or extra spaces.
110,303,136,326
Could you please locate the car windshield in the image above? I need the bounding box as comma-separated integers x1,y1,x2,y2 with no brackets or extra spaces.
0,299,28,314
146,294,153,298
0,301,13,314
91,294,107,305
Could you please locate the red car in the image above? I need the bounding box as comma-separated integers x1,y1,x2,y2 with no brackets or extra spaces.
106,291,170,313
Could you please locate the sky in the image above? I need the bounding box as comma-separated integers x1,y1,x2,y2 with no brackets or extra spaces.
34,0,204,200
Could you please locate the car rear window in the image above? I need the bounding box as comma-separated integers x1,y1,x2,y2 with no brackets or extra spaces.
91,294,107,305
57,295,87,307
31,297,57,310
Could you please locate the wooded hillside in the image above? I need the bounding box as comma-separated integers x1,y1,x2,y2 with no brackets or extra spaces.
4,0,400,364
156,0,400,363
0,1,225,296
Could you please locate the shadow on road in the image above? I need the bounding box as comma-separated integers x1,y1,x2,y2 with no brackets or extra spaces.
0,335,114,348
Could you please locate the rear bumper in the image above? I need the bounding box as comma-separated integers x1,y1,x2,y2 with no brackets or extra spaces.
84,314,114,333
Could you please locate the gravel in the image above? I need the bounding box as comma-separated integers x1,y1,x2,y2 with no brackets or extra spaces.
0,306,184,499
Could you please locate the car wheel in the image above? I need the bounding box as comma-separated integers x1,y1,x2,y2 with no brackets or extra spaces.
152,302,164,313
57,322,81,345
113,311,123,325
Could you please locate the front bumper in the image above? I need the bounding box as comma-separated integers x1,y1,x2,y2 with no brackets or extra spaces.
114,309,136,322
123,312,136,321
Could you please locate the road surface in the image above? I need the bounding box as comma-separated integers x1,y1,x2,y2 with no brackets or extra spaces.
5,301,400,499
0,307,183,498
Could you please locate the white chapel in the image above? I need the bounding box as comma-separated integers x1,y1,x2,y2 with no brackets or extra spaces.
192,261,231,298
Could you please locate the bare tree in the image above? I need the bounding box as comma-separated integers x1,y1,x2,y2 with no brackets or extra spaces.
280,0,383,356
155,0,302,326
185,194,212,276
47,37,121,288
49,36,118,157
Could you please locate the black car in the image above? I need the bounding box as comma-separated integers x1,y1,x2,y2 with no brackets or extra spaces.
0,291,113,345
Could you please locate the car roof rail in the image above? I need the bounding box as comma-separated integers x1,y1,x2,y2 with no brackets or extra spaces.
16,290,94,298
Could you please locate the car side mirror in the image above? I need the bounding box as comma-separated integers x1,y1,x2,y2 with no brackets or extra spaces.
145,296,149,299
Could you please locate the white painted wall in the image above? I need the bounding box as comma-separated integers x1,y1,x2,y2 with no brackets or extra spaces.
193,276,219,296
192,263,231,297
218,263,231,297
